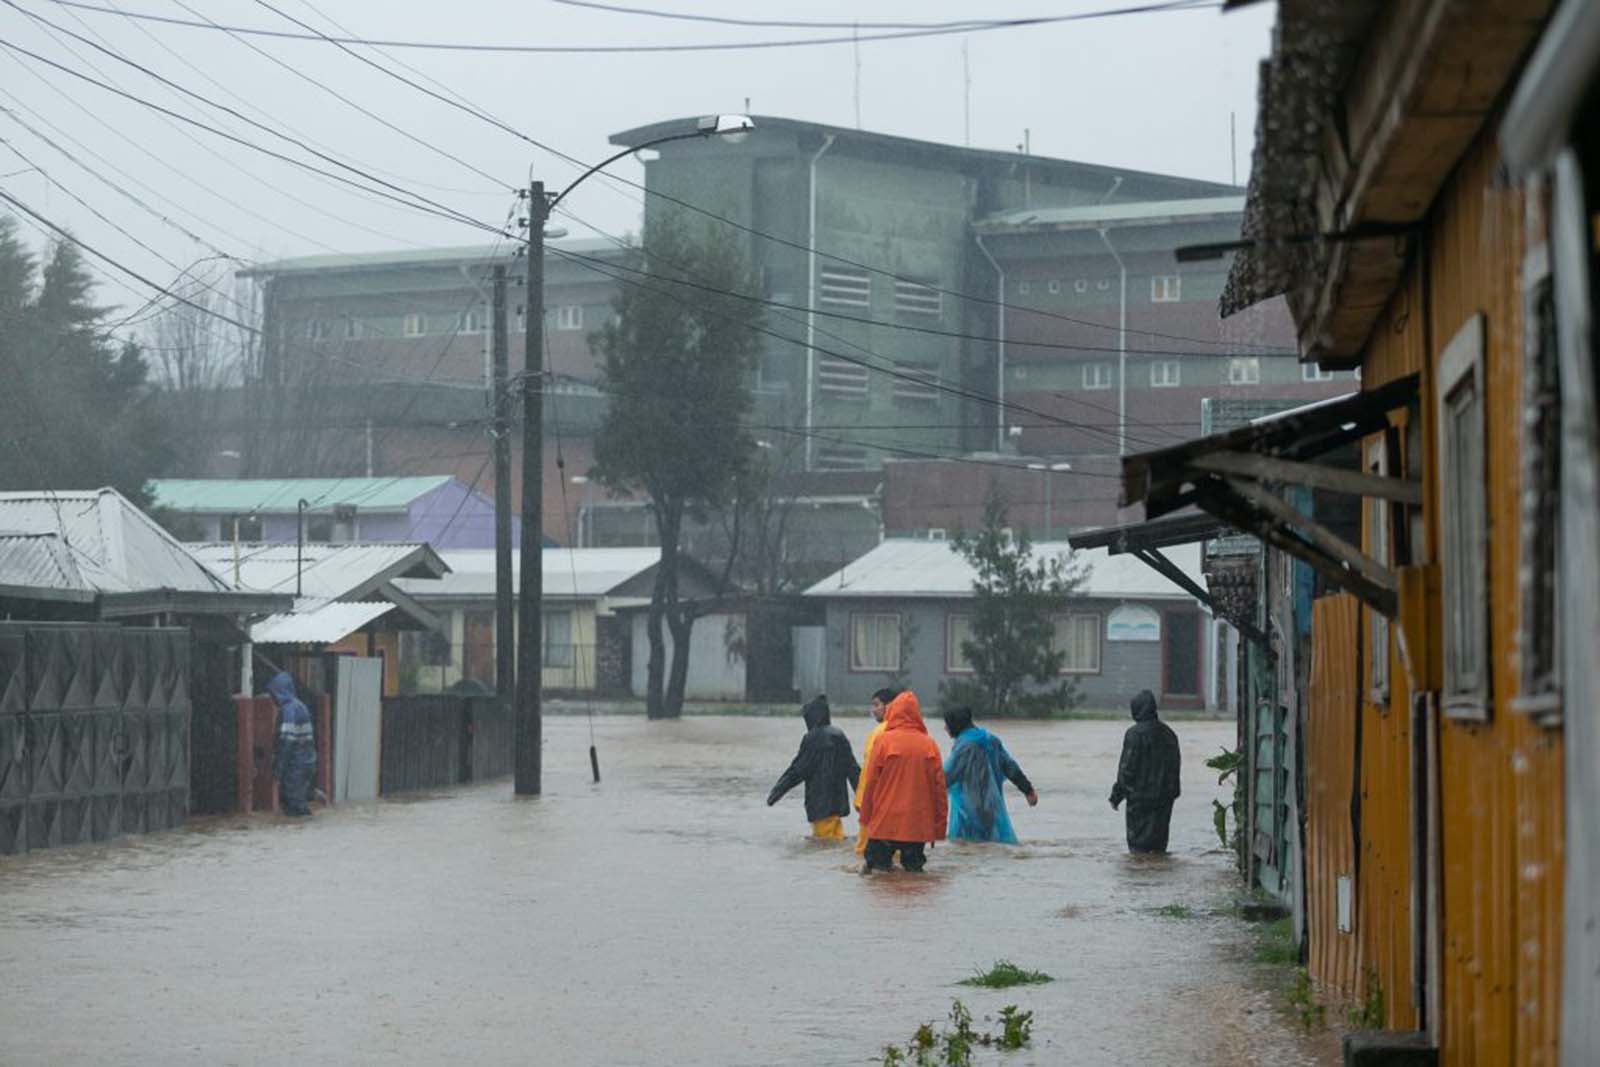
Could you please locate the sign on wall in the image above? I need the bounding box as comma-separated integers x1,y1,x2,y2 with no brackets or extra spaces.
1107,604,1162,642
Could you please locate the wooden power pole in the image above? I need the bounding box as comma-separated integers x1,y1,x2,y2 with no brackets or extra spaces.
491,265,514,708
515,182,546,795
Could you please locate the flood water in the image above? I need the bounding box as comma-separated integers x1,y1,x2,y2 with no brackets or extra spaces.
0,716,1337,1065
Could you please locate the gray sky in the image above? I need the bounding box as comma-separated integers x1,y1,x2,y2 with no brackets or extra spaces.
0,0,1275,315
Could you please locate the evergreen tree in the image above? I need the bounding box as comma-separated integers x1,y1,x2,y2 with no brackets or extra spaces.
942,489,1088,717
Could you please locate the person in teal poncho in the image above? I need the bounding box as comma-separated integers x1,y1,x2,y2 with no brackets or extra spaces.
941,706,1037,844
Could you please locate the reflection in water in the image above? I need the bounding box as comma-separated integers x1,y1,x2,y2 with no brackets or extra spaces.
0,717,1336,1066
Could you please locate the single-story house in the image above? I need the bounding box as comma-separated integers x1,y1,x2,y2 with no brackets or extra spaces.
394,547,721,695
190,541,448,697
803,538,1215,711
150,476,506,550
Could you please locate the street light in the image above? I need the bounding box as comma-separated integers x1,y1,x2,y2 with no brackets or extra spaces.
515,115,757,795
569,475,593,548
1024,462,1073,540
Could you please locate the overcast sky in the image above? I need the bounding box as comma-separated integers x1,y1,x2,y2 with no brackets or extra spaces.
0,0,1275,315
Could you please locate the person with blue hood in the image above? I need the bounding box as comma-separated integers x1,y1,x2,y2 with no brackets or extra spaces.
267,671,317,817
1109,689,1181,853
766,695,860,840
941,706,1038,844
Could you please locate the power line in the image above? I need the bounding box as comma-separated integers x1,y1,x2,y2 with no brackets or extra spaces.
42,0,1221,53
547,1,1025,29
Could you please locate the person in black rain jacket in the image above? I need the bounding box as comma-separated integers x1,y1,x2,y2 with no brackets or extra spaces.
1109,689,1181,852
767,695,861,840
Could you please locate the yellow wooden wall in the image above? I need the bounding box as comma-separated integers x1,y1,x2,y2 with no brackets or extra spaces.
1345,124,1565,1063
1305,595,1362,996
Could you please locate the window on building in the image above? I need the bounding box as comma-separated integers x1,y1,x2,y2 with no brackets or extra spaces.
816,445,870,471
1516,270,1561,721
306,515,333,542
226,513,262,541
1053,613,1101,673
1151,360,1181,388
850,612,902,672
403,313,424,337
555,305,583,331
1074,279,1088,294
1082,362,1113,390
891,361,940,405
1047,280,1061,295
1366,437,1390,703
820,267,872,307
543,609,574,669
893,279,942,317
946,613,974,673
1017,280,1032,296
1437,314,1488,720
1151,275,1182,302
1227,356,1261,385
462,308,488,334
306,318,329,341
1096,279,1111,291
1302,363,1336,382
818,357,869,397
344,316,362,340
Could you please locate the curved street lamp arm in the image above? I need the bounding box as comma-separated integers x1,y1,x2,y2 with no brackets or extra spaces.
547,131,706,214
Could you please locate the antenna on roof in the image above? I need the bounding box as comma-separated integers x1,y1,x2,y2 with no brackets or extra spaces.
962,38,971,147
853,23,862,129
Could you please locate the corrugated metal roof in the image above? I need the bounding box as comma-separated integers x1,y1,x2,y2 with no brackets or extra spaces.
0,489,233,595
189,542,446,600
151,477,452,515
803,539,1203,601
248,601,396,644
395,548,662,600
976,196,1246,232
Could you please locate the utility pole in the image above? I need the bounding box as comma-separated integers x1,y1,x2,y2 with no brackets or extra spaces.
515,182,546,796
491,265,514,707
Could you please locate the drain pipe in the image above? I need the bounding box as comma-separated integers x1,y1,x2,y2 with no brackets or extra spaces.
1096,227,1129,456
804,133,836,470
974,233,1005,452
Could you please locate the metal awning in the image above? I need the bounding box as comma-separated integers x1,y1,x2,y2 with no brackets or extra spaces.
1119,375,1421,617
1069,513,1272,651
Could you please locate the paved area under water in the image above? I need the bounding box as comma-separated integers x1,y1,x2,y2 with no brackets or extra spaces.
0,716,1339,1065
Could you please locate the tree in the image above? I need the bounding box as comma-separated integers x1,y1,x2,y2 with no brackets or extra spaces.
591,213,764,718
0,219,172,502
941,488,1088,717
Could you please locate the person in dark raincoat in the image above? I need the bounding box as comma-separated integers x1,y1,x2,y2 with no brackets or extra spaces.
767,695,860,840
268,671,317,817
942,707,1037,844
1109,689,1181,852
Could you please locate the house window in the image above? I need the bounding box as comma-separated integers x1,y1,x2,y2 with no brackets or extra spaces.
1516,269,1561,720
1366,437,1390,703
891,361,940,405
1303,363,1335,382
1437,314,1488,720
818,357,870,397
306,515,333,542
1047,280,1061,295
306,318,329,341
1150,360,1181,388
543,609,574,669
462,308,488,334
1053,613,1101,673
1151,275,1181,302
403,313,424,337
893,279,942,317
946,613,974,673
227,513,262,541
1082,362,1113,390
850,612,901,672
816,445,870,471
420,630,451,667
1227,356,1261,385
820,267,872,308
1074,279,1088,294
555,305,583,331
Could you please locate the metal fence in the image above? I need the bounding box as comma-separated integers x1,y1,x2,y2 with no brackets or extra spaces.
0,623,191,855
378,695,511,795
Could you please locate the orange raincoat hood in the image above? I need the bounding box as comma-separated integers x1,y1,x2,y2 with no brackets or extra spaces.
858,691,947,843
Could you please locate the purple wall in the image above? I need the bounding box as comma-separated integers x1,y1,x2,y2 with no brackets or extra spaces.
190,479,508,550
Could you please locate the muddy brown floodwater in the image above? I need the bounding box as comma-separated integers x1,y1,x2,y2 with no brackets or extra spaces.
0,716,1339,1066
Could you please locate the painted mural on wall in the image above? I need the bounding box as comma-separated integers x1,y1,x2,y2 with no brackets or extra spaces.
1106,604,1161,643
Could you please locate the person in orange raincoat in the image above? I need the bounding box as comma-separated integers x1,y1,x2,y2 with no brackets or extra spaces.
853,687,899,855
857,690,947,872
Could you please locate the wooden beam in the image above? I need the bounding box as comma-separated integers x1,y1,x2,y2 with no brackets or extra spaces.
1222,476,1398,600
1188,451,1423,505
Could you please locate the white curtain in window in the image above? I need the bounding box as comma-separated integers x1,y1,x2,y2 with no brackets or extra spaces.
851,613,900,671
1054,614,1100,672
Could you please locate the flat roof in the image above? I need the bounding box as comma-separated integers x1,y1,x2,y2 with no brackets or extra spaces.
975,196,1247,234
239,237,620,277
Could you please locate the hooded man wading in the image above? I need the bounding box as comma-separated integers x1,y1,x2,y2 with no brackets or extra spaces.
858,690,946,872
1109,689,1181,853
767,695,860,840
268,671,317,818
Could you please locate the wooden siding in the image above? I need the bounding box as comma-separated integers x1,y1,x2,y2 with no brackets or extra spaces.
1305,594,1361,997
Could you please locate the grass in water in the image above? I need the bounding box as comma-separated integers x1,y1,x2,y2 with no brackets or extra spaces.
1154,903,1194,919
958,959,1054,989
1254,917,1298,964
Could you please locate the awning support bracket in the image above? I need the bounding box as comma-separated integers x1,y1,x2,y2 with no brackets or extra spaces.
1188,451,1422,506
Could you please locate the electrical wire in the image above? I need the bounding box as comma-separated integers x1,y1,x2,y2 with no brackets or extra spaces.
42,0,1222,53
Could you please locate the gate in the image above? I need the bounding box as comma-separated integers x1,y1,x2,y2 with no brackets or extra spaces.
0,623,191,855
333,657,382,803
